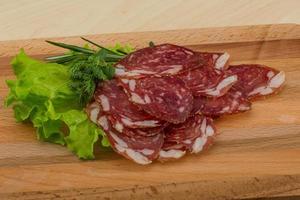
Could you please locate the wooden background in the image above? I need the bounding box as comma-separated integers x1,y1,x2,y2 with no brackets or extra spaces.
0,24,299,199
0,0,299,41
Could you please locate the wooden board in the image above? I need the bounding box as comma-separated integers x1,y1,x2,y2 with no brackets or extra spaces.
0,24,300,200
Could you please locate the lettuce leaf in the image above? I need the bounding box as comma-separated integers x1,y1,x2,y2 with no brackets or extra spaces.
5,50,109,159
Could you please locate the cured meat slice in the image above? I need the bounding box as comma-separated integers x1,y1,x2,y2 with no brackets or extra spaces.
89,104,164,165
197,52,230,70
178,65,237,97
115,44,204,78
94,80,164,129
119,76,193,124
88,102,165,137
159,115,216,160
191,88,251,116
107,129,163,164
106,115,166,137
227,64,285,99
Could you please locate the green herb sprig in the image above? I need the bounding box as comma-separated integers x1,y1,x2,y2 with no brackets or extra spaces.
46,38,134,106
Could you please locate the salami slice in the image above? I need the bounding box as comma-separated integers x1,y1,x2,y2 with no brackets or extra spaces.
227,64,285,99
191,88,252,116
119,76,193,124
177,65,237,97
197,52,230,70
159,115,216,160
106,115,166,137
94,80,165,129
106,128,164,165
115,44,204,78
91,104,164,165
88,102,165,137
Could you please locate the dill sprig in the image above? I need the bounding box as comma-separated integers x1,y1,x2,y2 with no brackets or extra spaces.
45,38,134,106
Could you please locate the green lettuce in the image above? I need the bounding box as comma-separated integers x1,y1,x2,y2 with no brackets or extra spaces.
5,50,109,159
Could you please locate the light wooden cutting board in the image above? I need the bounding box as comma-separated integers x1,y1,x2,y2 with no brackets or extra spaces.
0,24,300,200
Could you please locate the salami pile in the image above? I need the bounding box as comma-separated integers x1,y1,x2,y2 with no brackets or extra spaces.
86,43,285,164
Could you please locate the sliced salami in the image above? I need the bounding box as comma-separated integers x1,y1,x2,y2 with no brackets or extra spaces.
106,129,164,165
92,104,164,165
94,80,165,129
159,115,216,160
191,88,251,116
85,43,286,165
227,64,285,99
119,76,193,124
106,115,166,137
115,44,204,78
177,65,237,97
197,52,230,70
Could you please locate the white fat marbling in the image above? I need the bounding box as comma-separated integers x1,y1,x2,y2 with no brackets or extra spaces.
215,52,230,70
140,148,154,156
179,107,185,113
98,116,109,131
99,95,110,111
159,149,186,159
90,106,100,123
205,125,215,136
121,117,159,128
205,75,237,96
269,71,285,88
249,71,285,96
144,94,151,103
129,79,136,91
131,93,146,104
121,79,129,84
115,121,124,132
115,144,152,165
111,131,151,165
191,136,207,153
161,65,183,75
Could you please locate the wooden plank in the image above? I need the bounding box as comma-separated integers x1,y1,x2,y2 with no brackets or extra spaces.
0,24,299,199
0,24,299,57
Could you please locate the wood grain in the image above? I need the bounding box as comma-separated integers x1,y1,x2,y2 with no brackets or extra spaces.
0,24,300,200
0,0,300,41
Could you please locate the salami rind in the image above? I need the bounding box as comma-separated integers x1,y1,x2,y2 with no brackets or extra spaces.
115,44,204,78
86,102,164,165
191,88,251,116
227,64,285,99
159,115,216,160
94,80,165,130
178,65,237,97
119,76,193,124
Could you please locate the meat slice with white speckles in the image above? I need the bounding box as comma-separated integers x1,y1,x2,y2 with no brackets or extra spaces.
159,115,216,160
177,64,237,97
115,43,204,78
191,88,251,117
94,80,165,130
119,76,193,124
227,64,285,99
196,52,230,70
86,102,164,165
